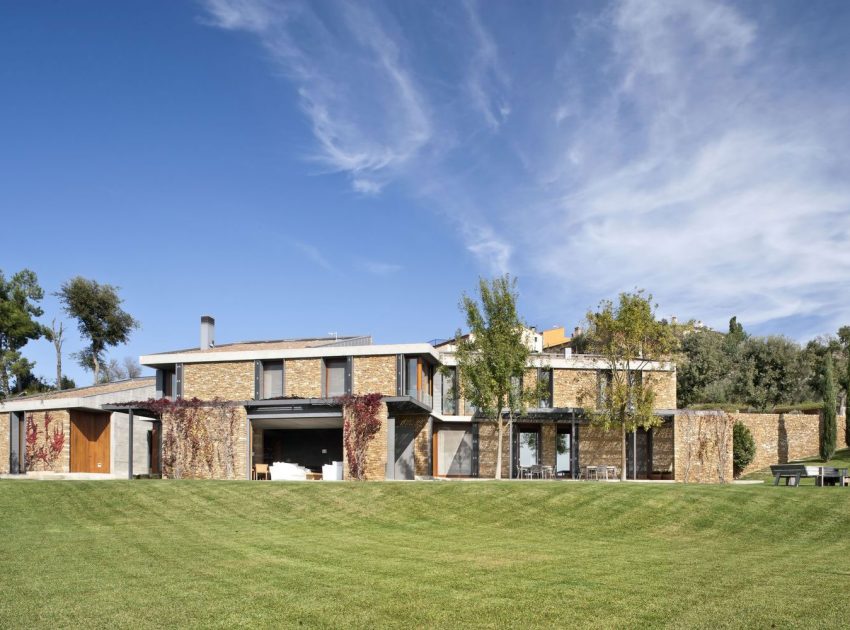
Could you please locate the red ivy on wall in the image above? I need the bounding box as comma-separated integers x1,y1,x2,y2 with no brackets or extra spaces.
339,393,383,480
24,411,65,471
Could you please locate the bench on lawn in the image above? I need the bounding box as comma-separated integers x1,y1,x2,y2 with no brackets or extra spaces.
770,464,849,487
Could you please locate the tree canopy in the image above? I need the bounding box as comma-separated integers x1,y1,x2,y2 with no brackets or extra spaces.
57,277,139,384
0,269,47,397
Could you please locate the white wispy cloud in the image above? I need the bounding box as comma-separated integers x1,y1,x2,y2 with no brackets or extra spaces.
203,0,431,194
201,0,850,338
293,241,334,272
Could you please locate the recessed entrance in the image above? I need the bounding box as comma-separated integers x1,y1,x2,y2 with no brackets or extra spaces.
250,416,344,475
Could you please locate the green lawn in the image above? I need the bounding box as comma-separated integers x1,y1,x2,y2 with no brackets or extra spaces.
2,480,850,628
741,447,850,484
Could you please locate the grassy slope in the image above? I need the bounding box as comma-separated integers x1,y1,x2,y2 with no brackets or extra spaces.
1,481,849,629
742,448,850,483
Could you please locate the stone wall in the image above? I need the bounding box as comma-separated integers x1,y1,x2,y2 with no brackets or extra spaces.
552,369,597,408
540,424,557,468
653,421,674,472
286,359,322,398
183,361,254,400
342,401,388,481
477,421,510,478
673,411,734,483
161,404,247,479
0,412,9,474
645,371,677,409
733,412,849,477
579,424,623,470
353,356,396,396
23,410,71,473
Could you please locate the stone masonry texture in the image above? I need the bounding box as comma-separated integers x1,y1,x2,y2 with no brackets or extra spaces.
286,359,322,398
353,356,396,396
183,361,254,400
23,410,71,473
0,412,9,474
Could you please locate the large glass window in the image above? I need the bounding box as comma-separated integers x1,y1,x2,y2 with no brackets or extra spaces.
518,429,539,467
442,368,457,414
556,430,571,475
539,369,552,408
325,359,346,397
437,428,473,476
405,357,418,397
262,361,283,399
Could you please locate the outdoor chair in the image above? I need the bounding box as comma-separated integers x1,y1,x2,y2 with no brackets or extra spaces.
529,464,543,479
253,463,270,480
596,465,609,481
584,465,597,481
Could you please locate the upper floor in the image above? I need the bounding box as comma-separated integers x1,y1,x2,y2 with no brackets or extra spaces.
139,317,677,416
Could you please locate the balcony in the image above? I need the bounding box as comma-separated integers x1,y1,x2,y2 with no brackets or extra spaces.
405,388,433,409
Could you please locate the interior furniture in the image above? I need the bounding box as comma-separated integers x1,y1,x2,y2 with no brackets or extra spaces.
253,463,270,480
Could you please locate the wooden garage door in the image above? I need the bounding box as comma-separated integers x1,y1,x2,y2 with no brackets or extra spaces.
70,411,110,473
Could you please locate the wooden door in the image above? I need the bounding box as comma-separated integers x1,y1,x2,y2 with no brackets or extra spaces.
70,412,110,473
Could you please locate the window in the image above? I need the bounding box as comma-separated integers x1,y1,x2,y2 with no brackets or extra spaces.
518,429,539,467
325,358,347,397
403,356,434,406
437,427,473,476
405,357,418,397
556,429,571,475
262,361,283,399
510,375,522,410
598,369,613,406
442,368,457,415
162,369,175,399
538,369,553,408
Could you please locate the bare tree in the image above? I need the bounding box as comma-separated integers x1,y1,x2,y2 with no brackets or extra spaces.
122,356,141,379
48,319,64,390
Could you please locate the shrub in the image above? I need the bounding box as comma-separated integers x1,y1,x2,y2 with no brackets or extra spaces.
733,422,756,477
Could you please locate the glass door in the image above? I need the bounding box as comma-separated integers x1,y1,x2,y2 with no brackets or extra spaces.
556,428,571,478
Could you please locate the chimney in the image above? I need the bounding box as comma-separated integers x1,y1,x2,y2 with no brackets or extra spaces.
573,326,583,337
200,315,215,350
671,315,678,325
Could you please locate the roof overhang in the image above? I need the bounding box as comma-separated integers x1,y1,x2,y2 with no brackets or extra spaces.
140,343,439,368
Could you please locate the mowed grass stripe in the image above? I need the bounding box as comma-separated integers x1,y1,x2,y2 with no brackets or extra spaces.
1,480,849,628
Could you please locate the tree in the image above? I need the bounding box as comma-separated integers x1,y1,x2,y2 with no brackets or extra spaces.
0,269,47,398
56,277,139,384
582,290,675,481
45,319,65,390
453,275,537,479
819,353,837,461
677,330,731,407
733,422,756,478
101,356,142,383
839,325,850,445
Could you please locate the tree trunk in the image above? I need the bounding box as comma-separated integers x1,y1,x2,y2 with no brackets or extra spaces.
55,343,62,390
621,422,627,481
495,418,503,480
92,353,100,385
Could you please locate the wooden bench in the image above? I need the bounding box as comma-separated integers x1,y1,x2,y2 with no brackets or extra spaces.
770,465,849,487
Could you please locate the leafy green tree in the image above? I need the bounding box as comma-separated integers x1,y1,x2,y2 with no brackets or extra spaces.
0,269,47,398
57,277,139,384
452,275,539,479
677,330,731,407
583,290,675,480
732,422,756,477
820,353,837,461
732,336,804,410
839,325,850,445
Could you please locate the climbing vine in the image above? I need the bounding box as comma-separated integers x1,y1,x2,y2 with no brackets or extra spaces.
24,411,65,471
339,393,383,480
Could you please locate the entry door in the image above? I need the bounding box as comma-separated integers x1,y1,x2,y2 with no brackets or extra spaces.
70,412,111,473
626,428,651,479
394,424,415,480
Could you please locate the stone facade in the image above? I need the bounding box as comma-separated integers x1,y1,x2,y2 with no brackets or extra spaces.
0,412,9,474
342,401,388,481
653,421,674,472
477,421,511,478
733,412,849,477
579,425,623,470
673,411,734,483
21,410,71,473
286,359,322,398
645,371,677,409
183,361,254,400
161,404,247,480
552,369,597,408
353,356,396,396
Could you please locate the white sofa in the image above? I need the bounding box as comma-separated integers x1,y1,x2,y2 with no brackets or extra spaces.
322,461,344,481
270,462,310,481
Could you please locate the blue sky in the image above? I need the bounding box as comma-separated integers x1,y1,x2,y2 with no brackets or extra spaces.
2,0,850,386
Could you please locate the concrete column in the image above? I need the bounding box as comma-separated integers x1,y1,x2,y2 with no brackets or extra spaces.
127,409,134,480
385,417,396,479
